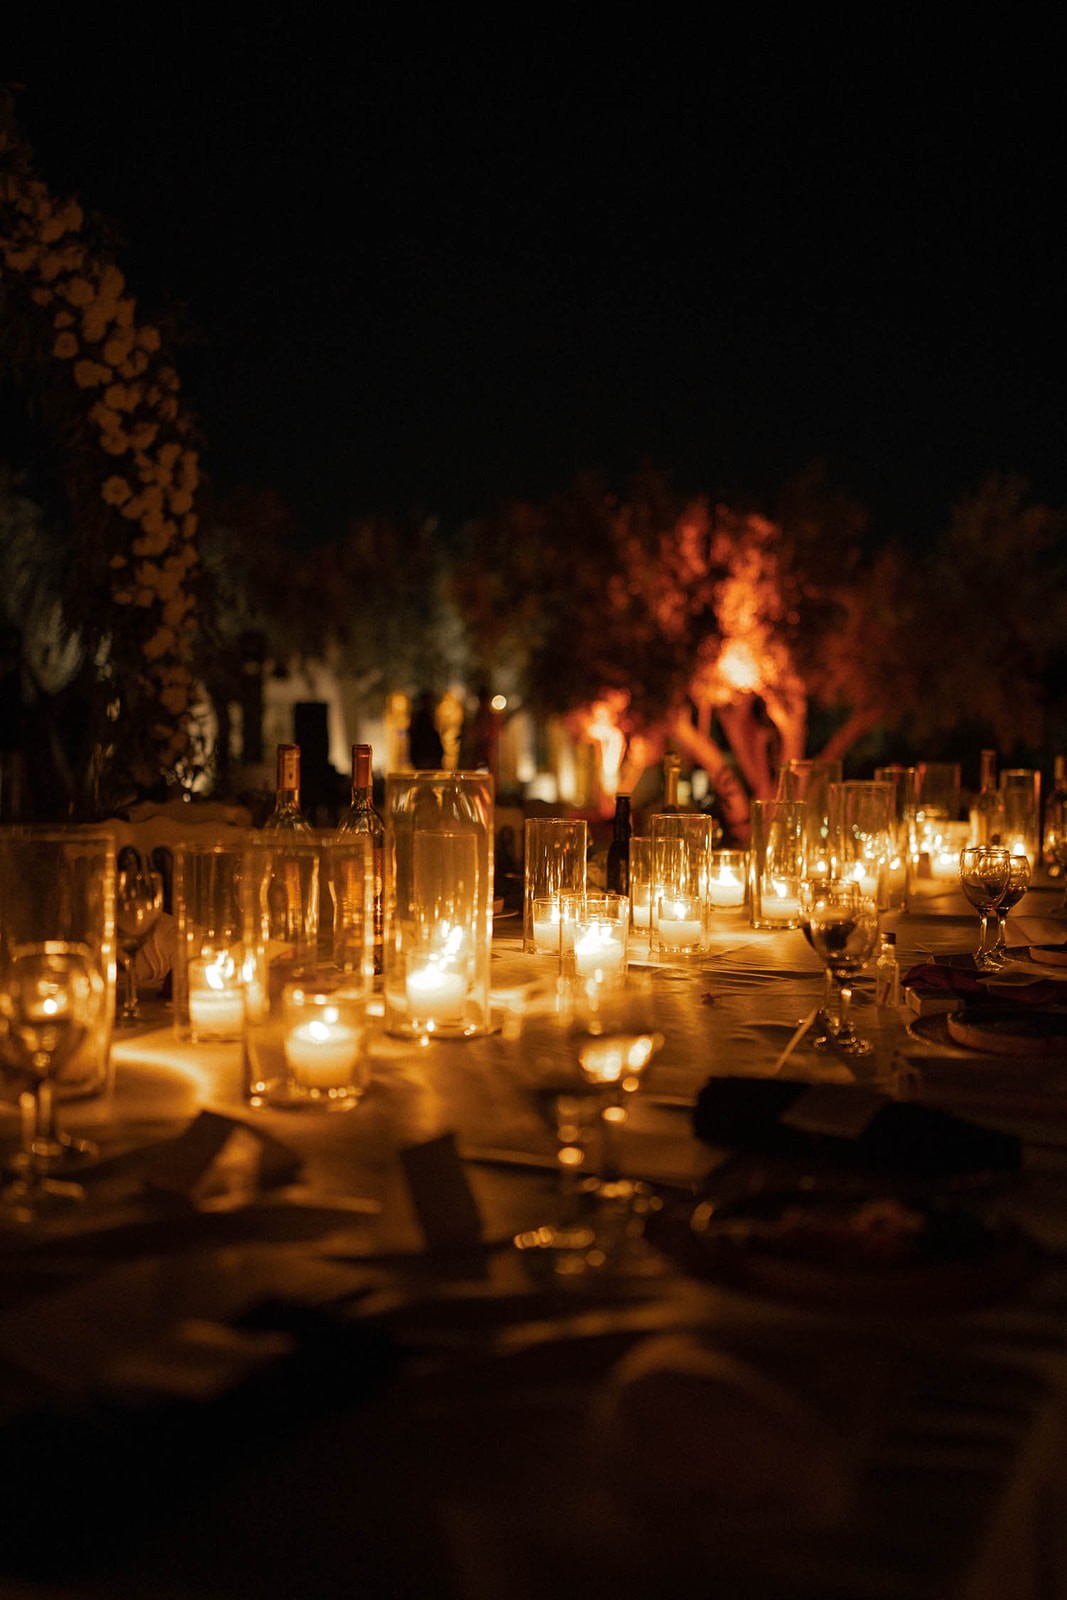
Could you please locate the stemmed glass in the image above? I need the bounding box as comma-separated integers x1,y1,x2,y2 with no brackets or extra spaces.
514,972,663,1275
801,881,880,1056
799,876,841,1048
0,943,99,1220
116,866,164,1023
958,846,1011,972
985,853,1032,968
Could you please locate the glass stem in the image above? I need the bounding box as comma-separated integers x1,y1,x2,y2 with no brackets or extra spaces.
837,978,853,1039
598,1092,624,1184
34,1078,61,1153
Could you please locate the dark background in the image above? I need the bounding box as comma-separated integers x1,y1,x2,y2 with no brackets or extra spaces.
7,19,1065,547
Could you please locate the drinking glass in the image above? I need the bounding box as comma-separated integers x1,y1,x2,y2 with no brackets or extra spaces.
116,866,164,1023
985,852,1031,969
798,875,841,1048
958,845,1011,972
513,972,663,1275
0,943,100,1219
800,881,879,1055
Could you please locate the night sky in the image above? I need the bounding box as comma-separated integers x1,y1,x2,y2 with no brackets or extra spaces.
7,21,1066,549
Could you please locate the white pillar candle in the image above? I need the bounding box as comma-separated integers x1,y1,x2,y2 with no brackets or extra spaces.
285,1018,363,1088
532,903,576,953
188,957,245,1038
708,867,745,908
631,890,652,928
574,925,627,977
762,881,800,920
406,960,467,1024
657,901,703,946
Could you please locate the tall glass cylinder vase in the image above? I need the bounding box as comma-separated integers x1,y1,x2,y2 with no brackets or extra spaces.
241,832,374,1106
749,801,807,929
0,826,116,1102
1000,769,1041,864
385,771,494,1038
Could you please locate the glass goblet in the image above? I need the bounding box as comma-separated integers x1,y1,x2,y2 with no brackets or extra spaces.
958,846,1011,972
116,867,164,1024
0,943,98,1220
799,876,842,1047
802,882,880,1056
986,853,1031,968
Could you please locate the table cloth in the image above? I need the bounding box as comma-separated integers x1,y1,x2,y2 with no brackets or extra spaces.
2,877,1067,1599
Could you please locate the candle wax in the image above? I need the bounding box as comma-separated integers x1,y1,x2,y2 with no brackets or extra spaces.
285,1020,363,1087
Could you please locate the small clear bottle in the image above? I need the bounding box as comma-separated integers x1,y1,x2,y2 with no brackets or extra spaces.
263,743,311,833
875,930,900,1008
338,742,385,971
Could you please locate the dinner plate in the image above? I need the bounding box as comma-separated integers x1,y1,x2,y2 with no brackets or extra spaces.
646,1189,1036,1311
945,1004,1067,1057
1028,943,1067,967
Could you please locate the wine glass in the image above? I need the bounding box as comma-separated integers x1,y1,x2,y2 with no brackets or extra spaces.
116,865,164,1023
958,845,1011,972
985,852,1032,968
0,943,99,1220
513,972,663,1275
799,876,842,1047
801,881,880,1056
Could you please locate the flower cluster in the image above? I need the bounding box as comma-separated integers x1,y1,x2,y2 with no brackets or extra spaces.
0,107,200,783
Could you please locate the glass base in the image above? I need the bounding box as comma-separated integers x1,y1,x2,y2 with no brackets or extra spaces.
1,1172,85,1222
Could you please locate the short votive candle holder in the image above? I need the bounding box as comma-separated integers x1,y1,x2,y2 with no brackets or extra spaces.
573,893,629,979
280,984,369,1112
708,849,748,909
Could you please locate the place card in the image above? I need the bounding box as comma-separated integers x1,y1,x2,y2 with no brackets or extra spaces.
399,1132,483,1251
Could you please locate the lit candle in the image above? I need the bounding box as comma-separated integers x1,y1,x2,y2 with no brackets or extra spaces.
188,956,245,1039
708,865,745,907
762,880,800,921
657,900,703,947
631,889,652,928
406,959,467,1024
285,1017,364,1088
574,923,627,977
532,901,577,954
846,861,880,897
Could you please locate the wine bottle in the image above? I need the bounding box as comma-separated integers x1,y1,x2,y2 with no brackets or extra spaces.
263,744,311,833
606,794,631,896
662,753,682,812
338,742,385,971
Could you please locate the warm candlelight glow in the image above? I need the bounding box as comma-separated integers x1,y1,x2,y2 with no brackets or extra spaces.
188,953,244,1039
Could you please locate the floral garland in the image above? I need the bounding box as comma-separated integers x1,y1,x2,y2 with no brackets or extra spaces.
0,100,200,798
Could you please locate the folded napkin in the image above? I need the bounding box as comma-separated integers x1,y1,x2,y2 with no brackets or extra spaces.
133,912,178,985
139,1110,302,1206
693,1076,1021,1174
593,1333,850,1530
903,962,1067,1008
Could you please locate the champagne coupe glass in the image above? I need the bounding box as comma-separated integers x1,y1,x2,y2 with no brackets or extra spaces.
986,853,1032,968
0,943,98,1220
116,866,164,1024
802,882,880,1056
514,972,663,1275
799,876,842,1047
958,846,1011,972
